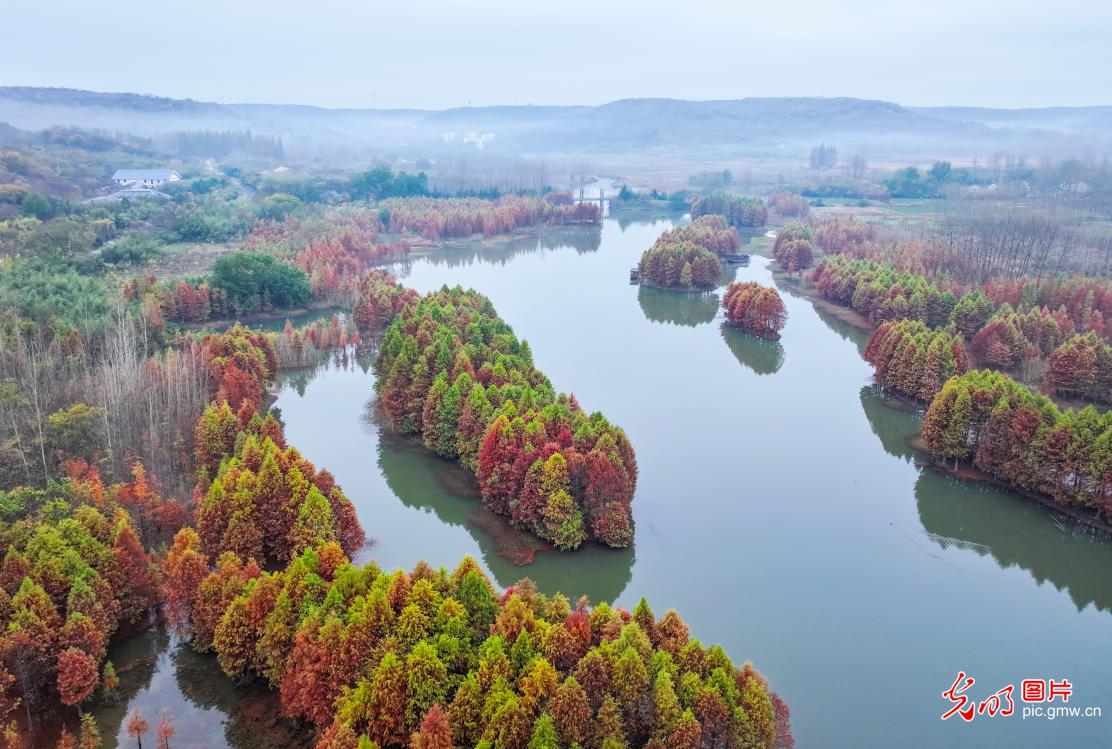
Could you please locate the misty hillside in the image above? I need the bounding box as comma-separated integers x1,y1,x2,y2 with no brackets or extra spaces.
0,86,1107,163
914,105,1112,138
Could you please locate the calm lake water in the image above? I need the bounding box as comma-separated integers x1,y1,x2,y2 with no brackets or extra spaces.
99,216,1112,748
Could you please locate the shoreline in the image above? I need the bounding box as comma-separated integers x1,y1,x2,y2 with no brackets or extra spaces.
905,434,1112,537
772,269,874,332
776,269,1105,413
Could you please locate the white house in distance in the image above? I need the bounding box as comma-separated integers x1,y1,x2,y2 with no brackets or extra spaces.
111,169,182,187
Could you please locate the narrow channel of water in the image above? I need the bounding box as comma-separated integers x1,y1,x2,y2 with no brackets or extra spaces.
102,217,1112,748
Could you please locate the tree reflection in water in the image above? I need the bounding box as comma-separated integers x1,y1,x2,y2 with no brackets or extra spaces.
637,285,719,327
720,322,785,375
859,385,1112,614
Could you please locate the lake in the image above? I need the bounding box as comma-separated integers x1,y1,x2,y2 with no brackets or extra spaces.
97,215,1112,748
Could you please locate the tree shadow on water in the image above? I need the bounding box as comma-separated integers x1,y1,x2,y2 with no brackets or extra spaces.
375,426,635,605
395,225,602,272
172,638,311,749
637,285,719,328
858,384,1112,615
720,322,785,375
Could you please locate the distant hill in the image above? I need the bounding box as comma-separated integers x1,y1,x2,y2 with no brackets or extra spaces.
914,105,1112,137
0,86,223,114
0,86,1107,163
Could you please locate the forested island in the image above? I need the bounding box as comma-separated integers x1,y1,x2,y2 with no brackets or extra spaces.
722,283,787,340
636,217,734,289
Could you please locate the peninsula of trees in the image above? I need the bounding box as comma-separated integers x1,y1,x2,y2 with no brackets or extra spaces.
922,370,1111,518
374,285,638,549
168,545,793,749
863,320,969,402
810,253,1110,403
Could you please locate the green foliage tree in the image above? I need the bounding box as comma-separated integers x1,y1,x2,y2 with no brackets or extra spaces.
210,252,310,314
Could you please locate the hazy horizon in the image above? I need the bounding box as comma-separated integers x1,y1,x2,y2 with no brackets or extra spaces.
8,86,1112,113
5,0,1111,110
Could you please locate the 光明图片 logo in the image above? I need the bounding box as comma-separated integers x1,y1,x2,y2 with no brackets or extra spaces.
941,673,1102,721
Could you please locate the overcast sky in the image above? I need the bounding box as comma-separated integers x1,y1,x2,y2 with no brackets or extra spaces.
4,0,1110,109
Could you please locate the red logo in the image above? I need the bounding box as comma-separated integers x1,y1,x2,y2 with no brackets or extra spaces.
942,674,1073,721
941,672,977,722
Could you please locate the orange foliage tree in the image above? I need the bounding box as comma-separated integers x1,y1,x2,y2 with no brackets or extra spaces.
722,282,787,340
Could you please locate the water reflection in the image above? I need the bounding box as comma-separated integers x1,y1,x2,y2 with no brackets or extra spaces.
392,225,601,273
720,323,785,375
278,351,373,397
89,627,165,747
613,207,686,231
373,419,634,604
540,227,603,253
87,627,308,749
171,640,308,749
780,283,870,354
858,386,919,461
858,385,1112,615
915,471,1112,614
637,285,719,327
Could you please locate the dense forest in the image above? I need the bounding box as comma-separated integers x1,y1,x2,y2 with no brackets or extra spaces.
169,545,793,749
770,224,815,273
810,254,1111,402
637,244,721,290
863,320,968,401
690,195,767,228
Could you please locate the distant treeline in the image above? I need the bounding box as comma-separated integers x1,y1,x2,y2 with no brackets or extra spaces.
157,130,285,160
259,165,568,205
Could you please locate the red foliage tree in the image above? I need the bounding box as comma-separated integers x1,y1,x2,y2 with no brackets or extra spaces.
411,704,455,749
56,647,98,707
162,528,209,635
110,521,158,625
722,282,788,339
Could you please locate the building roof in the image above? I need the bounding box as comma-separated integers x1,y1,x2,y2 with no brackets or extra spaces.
112,169,181,181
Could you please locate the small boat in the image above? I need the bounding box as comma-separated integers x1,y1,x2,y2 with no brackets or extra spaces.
629,267,640,283
724,254,750,265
